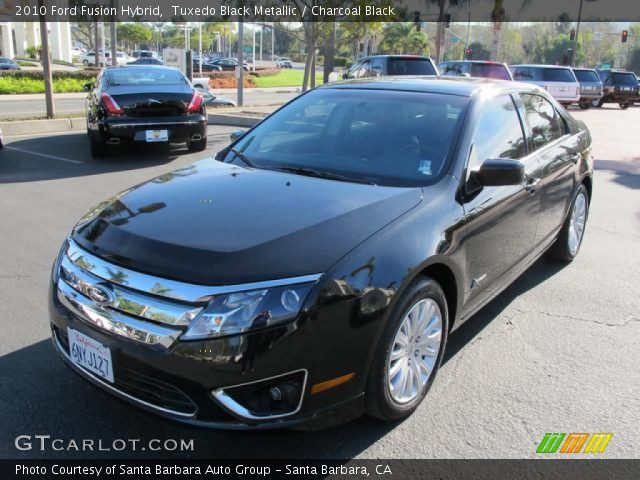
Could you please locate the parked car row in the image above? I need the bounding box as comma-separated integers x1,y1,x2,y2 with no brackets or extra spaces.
0,57,21,70
344,56,639,109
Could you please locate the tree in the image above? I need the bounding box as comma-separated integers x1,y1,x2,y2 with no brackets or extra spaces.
380,23,430,55
628,47,640,73
467,41,491,60
117,23,153,51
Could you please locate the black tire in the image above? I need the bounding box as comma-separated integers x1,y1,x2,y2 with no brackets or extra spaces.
89,135,108,157
365,276,449,422
578,101,590,110
594,98,603,108
619,102,630,109
547,184,589,262
188,136,207,152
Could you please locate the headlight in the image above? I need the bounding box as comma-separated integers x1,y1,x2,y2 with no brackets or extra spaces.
181,283,315,340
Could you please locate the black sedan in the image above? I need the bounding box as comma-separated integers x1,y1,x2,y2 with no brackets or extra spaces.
0,57,21,70
84,66,207,157
208,57,250,71
51,77,592,429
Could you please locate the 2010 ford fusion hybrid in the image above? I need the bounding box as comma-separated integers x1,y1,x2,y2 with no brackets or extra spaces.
50,77,593,429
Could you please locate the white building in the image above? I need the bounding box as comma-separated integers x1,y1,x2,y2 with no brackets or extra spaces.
0,21,72,62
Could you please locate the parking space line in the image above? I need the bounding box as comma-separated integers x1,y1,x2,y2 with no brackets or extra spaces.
4,145,84,164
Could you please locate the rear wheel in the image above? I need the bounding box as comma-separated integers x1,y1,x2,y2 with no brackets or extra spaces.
578,101,591,110
593,98,603,108
365,276,448,421
548,184,589,262
188,136,207,152
619,101,630,109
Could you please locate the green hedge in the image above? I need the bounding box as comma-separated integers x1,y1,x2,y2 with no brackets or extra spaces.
0,76,90,94
0,69,99,80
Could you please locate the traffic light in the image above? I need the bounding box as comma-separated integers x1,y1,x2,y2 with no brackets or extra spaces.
622,30,628,43
465,48,472,59
414,11,421,31
570,29,576,41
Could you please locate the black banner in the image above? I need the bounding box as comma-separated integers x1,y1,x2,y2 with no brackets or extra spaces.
2,459,640,480
2,0,640,22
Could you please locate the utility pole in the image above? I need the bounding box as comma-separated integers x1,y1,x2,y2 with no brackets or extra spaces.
260,24,263,61
271,24,275,61
571,0,584,67
198,23,202,75
465,12,471,59
94,20,100,68
110,0,117,66
238,20,244,106
252,23,256,70
38,0,54,118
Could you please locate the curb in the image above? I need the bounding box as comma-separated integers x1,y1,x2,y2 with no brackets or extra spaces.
0,117,86,136
1,114,267,136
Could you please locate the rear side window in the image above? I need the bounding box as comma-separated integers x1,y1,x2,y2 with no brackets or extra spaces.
513,67,538,81
441,63,465,76
470,95,527,170
521,94,565,149
573,70,600,83
387,58,436,75
541,68,576,82
470,63,511,80
612,72,638,86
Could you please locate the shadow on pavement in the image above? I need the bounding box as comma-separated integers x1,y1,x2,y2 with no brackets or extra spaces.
0,131,226,185
0,257,566,460
594,158,640,191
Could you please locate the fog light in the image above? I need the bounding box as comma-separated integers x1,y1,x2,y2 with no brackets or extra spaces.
212,370,307,420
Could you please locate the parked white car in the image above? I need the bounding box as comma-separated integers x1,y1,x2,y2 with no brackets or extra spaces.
81,51,108,66
511,64,580,106
70,46,84,58
191,77,210,90
115,52,130,66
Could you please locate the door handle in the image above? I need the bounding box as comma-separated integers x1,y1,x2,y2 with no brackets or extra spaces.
525,177,542,193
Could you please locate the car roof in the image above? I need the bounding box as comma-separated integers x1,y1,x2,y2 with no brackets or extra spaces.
105,65,173,71
512,64,573,69
361,55,432,60
318,76,541,97
441,60,506,65
572,67,597,71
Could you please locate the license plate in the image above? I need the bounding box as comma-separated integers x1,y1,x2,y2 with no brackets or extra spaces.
145,129,168,142
68,328,114,383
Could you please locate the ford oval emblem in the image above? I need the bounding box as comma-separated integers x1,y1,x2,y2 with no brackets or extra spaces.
86,284,114,306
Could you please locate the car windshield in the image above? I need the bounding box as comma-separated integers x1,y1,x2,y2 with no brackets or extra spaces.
574,70,600,82
107,68,185,85
388,58,436,75
281,57,290,61
470,63,511,80
224,88,469,187
541,68,575,82
612,72,638,85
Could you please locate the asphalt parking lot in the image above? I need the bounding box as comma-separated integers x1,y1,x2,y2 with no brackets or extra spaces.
1,105,639,459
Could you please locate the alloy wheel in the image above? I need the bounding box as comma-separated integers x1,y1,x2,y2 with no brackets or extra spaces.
568,192,587,255
387,299,443,404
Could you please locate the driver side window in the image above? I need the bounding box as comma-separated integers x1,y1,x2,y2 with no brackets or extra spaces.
469,95,527,171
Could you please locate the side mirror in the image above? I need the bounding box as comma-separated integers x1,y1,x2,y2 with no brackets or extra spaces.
476,159,525,186
83,83,94,92
229,129,247,142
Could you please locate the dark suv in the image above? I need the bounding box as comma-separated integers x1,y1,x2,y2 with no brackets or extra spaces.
439,60,512,80
595,69,640,109
344,55,438,79
572,68,604,109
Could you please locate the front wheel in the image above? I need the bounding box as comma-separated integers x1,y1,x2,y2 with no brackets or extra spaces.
578,101,591,110
547,184,589,262
619,101,630,109
365,276,448,421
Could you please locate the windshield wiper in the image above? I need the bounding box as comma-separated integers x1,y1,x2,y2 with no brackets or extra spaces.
270,166,376,185
229,148,257,168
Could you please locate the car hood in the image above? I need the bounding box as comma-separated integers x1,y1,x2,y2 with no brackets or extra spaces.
71,160,422,285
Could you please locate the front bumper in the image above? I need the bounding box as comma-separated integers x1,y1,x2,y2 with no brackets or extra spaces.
48,241,367,430
96,115,207,144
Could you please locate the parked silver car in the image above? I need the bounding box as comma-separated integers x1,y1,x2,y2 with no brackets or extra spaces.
572,68,604,109
511,64,580,106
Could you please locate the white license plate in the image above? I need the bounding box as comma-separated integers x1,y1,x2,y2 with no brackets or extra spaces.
145,129,168,142
68,328,114,383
